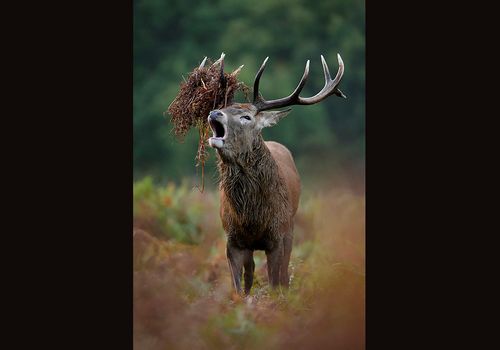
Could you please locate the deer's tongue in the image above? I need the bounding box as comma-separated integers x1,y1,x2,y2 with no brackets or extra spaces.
208,137,224,148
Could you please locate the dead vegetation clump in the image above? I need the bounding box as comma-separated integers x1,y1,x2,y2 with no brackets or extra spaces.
167,54,248,190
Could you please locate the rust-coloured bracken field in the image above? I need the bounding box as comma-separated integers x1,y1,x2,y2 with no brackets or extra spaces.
133,177,365,349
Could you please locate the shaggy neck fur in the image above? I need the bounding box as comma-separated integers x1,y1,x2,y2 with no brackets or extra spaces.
217,136,290,234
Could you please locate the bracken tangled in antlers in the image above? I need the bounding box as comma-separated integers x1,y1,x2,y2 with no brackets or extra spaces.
168,54,247,190
168,54,246,139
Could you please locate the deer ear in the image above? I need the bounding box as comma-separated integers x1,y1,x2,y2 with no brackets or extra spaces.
257,108,292,129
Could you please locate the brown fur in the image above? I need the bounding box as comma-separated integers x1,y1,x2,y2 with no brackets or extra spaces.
208,103,301,294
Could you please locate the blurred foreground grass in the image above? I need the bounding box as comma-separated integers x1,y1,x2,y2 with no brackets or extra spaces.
134,177,365,349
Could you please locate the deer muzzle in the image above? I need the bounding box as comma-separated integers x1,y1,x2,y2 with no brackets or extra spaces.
208,110,227,149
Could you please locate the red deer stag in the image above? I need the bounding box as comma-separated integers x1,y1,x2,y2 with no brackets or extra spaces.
206,54,345,295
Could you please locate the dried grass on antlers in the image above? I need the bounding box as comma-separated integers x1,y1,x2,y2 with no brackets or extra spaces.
167,53,248,191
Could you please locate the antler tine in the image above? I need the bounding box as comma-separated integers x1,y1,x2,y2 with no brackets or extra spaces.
320,54,331,81
219,53,226,90
198,56,207,69
231,64,244,76
213,52,225,66
253,57,269,102
293,60,310,96
220,54,225,75
331,54,346,98
334,53,344,84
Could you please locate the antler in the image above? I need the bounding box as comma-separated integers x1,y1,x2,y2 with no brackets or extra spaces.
253,54,346,112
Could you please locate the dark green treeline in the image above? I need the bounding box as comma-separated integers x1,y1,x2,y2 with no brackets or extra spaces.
134,0,365,188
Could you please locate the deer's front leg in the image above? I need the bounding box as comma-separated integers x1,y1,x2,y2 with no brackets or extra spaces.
266,239,284,289
226,242,248,295
243,250,255,295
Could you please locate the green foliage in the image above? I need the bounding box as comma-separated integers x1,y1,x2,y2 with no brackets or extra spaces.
133,177,223,244
134,0,365,184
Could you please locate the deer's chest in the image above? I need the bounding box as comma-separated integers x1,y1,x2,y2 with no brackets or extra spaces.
220,192,286,250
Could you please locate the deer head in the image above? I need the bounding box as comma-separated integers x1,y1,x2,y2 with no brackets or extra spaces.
207,54,345,159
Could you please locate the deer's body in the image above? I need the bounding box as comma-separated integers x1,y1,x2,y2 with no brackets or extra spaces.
205,53,345,295
217,138,300,293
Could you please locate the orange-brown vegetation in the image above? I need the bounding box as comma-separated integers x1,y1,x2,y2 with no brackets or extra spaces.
133,177,365,349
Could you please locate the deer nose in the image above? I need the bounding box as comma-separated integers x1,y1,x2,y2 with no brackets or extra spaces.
209,110,223,120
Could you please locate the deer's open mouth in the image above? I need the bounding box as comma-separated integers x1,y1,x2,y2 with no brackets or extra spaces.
208,119,226,148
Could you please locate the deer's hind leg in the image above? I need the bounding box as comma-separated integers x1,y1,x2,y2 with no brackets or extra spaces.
280,229,294,288
266,239,284,289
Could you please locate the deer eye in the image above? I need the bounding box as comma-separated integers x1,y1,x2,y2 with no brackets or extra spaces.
240,115,251,120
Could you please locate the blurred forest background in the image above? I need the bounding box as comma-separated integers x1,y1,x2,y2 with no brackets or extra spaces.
134,0,365,190
134,1,365,349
